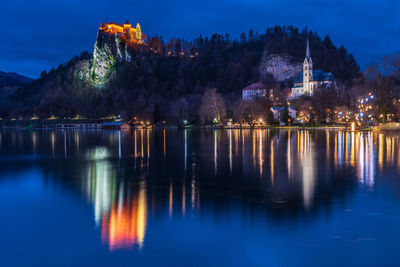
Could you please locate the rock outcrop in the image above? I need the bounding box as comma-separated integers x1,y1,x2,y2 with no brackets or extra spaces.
91,30,132,87
259,50,302,82
73,60,91,85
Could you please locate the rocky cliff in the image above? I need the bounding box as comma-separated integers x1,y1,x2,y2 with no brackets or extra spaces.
259,50,302,82
91,30,133,87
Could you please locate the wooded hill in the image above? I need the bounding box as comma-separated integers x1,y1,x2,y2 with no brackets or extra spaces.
0,25,360,123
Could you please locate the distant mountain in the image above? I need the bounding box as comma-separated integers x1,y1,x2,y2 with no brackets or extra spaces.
0,71,33,87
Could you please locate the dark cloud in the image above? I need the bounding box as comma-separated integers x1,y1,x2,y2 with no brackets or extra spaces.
1,0,399,78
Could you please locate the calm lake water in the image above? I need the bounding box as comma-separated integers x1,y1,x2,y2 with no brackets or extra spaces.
1,128,400,266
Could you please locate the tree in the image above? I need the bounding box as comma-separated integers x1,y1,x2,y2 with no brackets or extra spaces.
171,97,189,123
281,107,290,125
198,88,227,123
266,110,276,125
385,52,400,78
248,29,254,42
365,59,393,117
231,97,271,123
240,32,247,43
153,101,162,123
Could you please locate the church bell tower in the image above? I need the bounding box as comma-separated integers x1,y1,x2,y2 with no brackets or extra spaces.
303,38,313,94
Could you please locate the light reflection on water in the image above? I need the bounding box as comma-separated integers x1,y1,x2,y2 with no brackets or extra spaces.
1,128,400,264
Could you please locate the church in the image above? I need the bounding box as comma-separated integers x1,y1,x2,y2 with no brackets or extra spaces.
291,39,335,98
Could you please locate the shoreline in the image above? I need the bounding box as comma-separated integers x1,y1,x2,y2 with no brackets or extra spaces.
0,123,372,132
2,120,399,132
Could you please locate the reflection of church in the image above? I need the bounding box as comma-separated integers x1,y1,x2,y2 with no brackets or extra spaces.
291,39,335,98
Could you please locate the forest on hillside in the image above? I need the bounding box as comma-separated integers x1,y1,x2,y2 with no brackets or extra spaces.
0,25,362,123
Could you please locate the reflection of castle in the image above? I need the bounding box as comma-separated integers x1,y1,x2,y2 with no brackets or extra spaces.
83,147,148,250
99,20,144,46
101,181,147,250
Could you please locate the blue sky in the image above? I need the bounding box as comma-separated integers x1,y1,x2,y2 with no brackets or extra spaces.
1,0,399,78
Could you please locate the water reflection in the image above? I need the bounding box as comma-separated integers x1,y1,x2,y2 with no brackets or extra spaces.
298,130,315,209
3,128,400,254
101,180,147,250
330,131,376,188
85,147,114,225
83,146,148,250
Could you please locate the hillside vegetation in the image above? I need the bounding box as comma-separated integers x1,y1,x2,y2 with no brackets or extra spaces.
0,25,360,123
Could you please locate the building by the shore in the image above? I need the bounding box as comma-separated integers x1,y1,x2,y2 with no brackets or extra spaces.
242,82,271,101
291,39,335,98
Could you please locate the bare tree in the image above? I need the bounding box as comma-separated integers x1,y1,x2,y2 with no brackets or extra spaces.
384,52,400,78
365,59,392,113
171,97,189,123
198,88,227,123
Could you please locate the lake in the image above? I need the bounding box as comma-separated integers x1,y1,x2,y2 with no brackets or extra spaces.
0,129,400,266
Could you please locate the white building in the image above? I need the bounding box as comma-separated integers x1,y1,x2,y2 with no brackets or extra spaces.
291,39,335,98
242,82,268,100
270,106,297,121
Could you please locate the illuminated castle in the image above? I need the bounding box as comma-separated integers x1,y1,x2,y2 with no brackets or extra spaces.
99,20,145,46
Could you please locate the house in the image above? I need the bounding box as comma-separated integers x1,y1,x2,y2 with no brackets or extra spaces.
242,82,268,100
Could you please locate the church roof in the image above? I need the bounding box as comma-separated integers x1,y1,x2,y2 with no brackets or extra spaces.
292,83,303,88
243,81,265,91
271,107,285,111
294,70,335,83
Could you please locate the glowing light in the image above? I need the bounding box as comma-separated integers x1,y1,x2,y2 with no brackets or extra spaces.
214,131,218,175
47,115,57,120
229,130,232,174
87,147,109,160
101,181,147,250
99,21,144,46
169,181,173,217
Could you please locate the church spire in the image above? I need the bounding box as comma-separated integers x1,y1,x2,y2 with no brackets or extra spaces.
306,38,311,61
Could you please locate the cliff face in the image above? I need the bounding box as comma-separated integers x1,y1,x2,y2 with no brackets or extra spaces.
73,60,91,84
259,50,302,82
91,30,132,87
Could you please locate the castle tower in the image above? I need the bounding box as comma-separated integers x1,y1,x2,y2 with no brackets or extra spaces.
123,20,132,41
136,23,142,42
303,38,313,95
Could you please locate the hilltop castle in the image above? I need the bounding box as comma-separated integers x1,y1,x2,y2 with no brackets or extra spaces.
291,39,335,98
99,20,144,46
91,20,146,87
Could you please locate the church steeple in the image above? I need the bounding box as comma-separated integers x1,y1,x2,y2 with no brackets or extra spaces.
303,37,313,68
303,37,313,94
